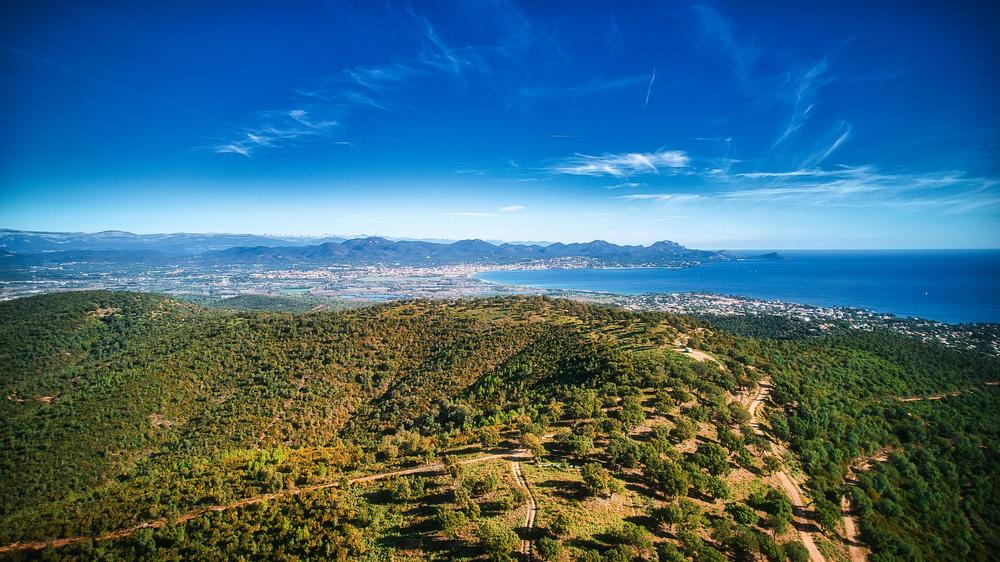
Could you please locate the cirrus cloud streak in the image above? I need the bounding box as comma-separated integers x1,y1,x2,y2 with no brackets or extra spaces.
550,150,690,178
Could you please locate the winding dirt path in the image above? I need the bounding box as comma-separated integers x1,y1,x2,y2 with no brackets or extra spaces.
837,449,893,562
895,380,998,403
841,495,866,562
775,472,825,562
748,380,826,562
896,391,963,402
0,449,530,556
511,461,537,561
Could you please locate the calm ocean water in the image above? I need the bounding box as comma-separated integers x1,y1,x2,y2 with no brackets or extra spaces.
477,250,1000,324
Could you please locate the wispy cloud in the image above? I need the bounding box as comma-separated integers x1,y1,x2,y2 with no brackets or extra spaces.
692,5,759,84
604,182,645,190
551,150,690,178
615,193,702,202
615,164,999,213
616,194,674,202
643,66,656,108
212,109,342,157
772,58,833,148
691,5,845,159
517,75,647,101
211,6,520,157
416,18,490,76
801,121,852,167
444,204,528,217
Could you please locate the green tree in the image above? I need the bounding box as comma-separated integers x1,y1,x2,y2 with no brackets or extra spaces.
536,536,562,561
618,395,646,430
436,508,469,540
606,434,642,469
670,418,697,443
581,462,620,497
653,502,685,532
611,521,653,550
479,425,502,449
648,459,689,498
521,432,545,461
727,502,760,526
784,541,810,562
548,511,571,537
477,520,518,562
693,442,731,476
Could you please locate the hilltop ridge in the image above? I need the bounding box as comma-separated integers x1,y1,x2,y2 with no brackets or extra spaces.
0,291,996,561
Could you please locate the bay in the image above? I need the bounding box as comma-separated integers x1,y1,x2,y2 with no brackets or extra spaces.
476,250,1000,324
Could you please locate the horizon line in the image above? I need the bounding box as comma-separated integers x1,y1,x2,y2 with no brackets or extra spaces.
2,227,999,252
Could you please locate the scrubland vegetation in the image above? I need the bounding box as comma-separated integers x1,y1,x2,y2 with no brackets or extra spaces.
0,291,996,560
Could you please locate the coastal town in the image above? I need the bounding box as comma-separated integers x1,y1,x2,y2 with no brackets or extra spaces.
3,258,996,357
609,292,1000,356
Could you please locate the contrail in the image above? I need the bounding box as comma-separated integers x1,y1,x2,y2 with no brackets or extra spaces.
643,66,656,108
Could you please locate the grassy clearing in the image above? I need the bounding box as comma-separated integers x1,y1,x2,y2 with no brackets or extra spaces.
525,461,643,554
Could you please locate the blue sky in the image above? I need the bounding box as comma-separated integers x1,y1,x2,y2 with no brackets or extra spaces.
1,0,998,248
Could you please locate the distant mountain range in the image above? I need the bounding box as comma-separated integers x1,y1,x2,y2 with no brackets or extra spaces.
204,236,724,266
0,229,345,255
0,229,737,267
0,229,556,255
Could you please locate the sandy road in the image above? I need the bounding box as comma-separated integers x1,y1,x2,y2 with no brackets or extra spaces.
674,344,824,561
774,472,826,562
511,461,537,561
748,380,826,562
841,495,866,562
0,449,530,556
836,449,894,562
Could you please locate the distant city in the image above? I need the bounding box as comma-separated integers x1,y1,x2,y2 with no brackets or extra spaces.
3,229,996,358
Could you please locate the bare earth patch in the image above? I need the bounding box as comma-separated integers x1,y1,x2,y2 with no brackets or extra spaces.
88,307,121,318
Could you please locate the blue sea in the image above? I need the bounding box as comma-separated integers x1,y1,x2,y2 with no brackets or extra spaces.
477,250,1000,324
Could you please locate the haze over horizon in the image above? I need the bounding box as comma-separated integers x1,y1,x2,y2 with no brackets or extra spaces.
2,1,998,249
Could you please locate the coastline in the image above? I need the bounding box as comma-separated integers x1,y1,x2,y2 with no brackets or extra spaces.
473,252,1000,325
467,275,1000,357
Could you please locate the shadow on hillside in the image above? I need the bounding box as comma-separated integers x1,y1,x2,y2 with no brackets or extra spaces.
376,489,482,559
535,478,586,500
790,514,825,535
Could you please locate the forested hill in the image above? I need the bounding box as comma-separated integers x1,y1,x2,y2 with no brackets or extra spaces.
1,291,997,561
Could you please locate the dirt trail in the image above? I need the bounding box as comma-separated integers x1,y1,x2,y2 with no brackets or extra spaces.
841,495,865,562
896,391,962,402
747,380,770,423
895,380,999,402
748,381,826,562
836,448,893,562
511,461,537,561
0,449,529,556
774,472,826,562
